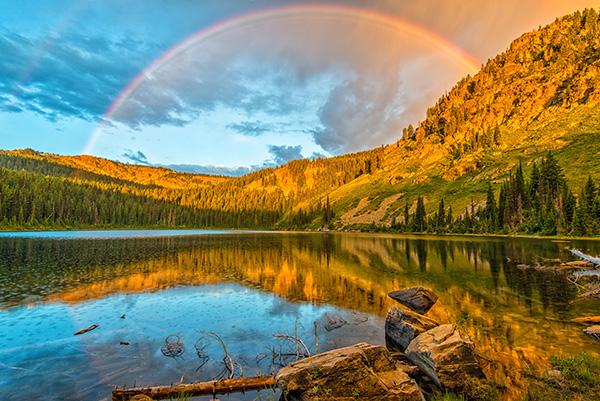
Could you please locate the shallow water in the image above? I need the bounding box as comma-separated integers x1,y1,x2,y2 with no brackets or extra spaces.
0,231,599,400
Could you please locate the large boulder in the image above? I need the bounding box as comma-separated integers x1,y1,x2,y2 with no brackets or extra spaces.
388,287,438,314
584,325,600,340
276,342,424,401
385,307,439,352
405,324,484,390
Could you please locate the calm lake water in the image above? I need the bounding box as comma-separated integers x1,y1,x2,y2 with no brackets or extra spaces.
0,231,599,400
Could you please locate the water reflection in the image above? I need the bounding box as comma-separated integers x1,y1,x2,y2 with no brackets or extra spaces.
0,233,599,400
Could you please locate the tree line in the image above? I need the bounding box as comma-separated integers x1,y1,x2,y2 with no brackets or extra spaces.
391,153,599,236
0,167,281,229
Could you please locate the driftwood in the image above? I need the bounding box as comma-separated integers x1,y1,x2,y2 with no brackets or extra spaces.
74,324,98,336
111,376,277,401
573,270,600,278
573,316,600,325
569,249,600,266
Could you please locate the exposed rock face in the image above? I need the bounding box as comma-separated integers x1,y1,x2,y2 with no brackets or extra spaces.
385,307,439,351
276,342,424,401
405,324,484,390
388,287,438,314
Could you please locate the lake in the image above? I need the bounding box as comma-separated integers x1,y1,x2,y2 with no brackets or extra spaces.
0,231,599,400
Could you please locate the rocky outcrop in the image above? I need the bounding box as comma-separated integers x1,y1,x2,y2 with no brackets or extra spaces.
405,324,484,390
388,287,438,314
385,307,439,351
276,342,424,401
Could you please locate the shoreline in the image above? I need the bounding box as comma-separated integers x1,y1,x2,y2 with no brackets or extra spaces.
0,226,599,241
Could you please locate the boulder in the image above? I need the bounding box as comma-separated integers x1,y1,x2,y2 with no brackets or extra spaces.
385,307,439,352
276,342,424,401
584,325,600,340
388,287,438,314
405,324,484,390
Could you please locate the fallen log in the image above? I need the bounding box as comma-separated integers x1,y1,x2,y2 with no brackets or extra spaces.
573,316,600,325
569,249,600,266
111,376,277,401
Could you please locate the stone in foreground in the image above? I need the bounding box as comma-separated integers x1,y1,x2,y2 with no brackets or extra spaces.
385,307,439,352
388,287,438,314
584,325,600,340
276,342,424,401
405,324,484,390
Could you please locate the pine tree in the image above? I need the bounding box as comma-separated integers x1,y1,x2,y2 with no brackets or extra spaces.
413,196,427,232
436,199,446,232
484,183,497,231
403,202,410,228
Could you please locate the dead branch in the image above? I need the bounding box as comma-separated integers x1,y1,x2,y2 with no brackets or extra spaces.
160,335,184,358
313,320,319,354
208,332,235,379
273,334,311,359
74,324,98,336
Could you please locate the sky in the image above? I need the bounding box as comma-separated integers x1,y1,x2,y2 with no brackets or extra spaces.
0,0,597,175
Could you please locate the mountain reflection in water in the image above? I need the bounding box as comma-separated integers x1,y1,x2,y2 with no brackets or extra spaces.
0,232,599,400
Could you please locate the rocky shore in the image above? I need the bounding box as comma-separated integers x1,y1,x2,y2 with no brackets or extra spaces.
275,286,490,400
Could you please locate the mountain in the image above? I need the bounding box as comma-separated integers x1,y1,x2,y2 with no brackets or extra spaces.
163,164,258,177
1,9,599,234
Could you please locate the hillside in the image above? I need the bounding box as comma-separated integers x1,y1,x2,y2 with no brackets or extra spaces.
1,9,599,234
329,8,600,230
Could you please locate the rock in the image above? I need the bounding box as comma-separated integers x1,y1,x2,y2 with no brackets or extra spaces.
545,369,562,379
322,313,348,331
405,324,485,390
130,395,154,401
584,325,600,340
388,287,438,314
276,342,424,401
385,307,439,352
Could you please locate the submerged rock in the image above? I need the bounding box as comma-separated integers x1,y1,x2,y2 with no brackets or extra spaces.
388,287,438,314
276,342,424,401
385,307,439,352
322,313,348,331
405,324,484,390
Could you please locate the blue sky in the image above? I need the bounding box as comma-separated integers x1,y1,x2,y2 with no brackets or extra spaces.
0,0,596,174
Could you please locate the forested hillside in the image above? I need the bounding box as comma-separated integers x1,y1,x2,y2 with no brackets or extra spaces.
1,9,599,235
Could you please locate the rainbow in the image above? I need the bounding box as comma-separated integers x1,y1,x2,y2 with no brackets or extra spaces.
83,4,480,154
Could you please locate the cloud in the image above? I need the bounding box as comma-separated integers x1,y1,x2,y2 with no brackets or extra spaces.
119,149,262,176
105,16,472,154
226,121,274,136
268,144,303,165
0,15,467,155
0,29,157,124
164,164,260,176
3,0,599,158
309,152,327,159
122,149,150,165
